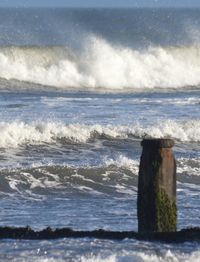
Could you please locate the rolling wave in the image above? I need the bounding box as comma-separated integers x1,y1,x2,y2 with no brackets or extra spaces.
0,155,199,196
0,119,199,148
1,37,200,90
0,164,138,196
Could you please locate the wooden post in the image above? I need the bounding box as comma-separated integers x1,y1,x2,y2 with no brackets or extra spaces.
137,139,177,233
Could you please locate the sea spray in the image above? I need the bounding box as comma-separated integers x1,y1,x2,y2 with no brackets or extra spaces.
1,38,200,90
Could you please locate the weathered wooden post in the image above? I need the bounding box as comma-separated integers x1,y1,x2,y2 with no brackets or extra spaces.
137,138,177,233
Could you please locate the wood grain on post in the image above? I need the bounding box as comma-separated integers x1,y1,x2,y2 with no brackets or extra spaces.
137,139,177,233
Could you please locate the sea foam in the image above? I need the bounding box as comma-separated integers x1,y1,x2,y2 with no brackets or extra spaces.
81,250,200,262
0,119,199,148
0,37,200,90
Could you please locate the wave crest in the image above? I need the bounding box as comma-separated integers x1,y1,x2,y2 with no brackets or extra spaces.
1,37,200,90
0,119,199,148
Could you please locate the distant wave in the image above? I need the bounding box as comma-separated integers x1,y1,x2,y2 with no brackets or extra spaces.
0,119,199,148
0,36,200,90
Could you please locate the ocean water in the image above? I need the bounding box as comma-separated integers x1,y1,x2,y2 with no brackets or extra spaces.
0,8,199,261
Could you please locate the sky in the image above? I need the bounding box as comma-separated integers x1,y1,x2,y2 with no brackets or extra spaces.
0,0,199,8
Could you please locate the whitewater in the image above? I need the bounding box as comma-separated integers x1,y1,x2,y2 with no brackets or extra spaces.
0,7,199,262
1,41,200,90
0,119,200,148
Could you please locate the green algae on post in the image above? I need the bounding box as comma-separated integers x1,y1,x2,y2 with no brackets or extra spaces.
156,189,177,232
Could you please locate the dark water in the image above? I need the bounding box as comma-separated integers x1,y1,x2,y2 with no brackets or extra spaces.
0,8,199,262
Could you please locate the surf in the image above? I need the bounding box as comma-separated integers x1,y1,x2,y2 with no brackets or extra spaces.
1,37,200,91
0,119,199,148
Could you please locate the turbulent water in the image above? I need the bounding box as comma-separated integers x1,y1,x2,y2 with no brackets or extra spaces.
0,8,199,262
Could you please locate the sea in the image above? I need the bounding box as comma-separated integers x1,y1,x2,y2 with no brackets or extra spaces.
0,7,199,262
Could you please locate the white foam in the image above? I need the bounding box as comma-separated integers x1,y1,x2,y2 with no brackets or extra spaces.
133,119,200,142
81,250,200,262
0,119,200,148
104,155,139,173
177,157,200,177
1,37,200,90
0,121,92,147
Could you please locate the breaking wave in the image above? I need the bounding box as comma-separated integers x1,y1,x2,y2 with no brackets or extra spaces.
1,37,200,90
0,119,199,148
